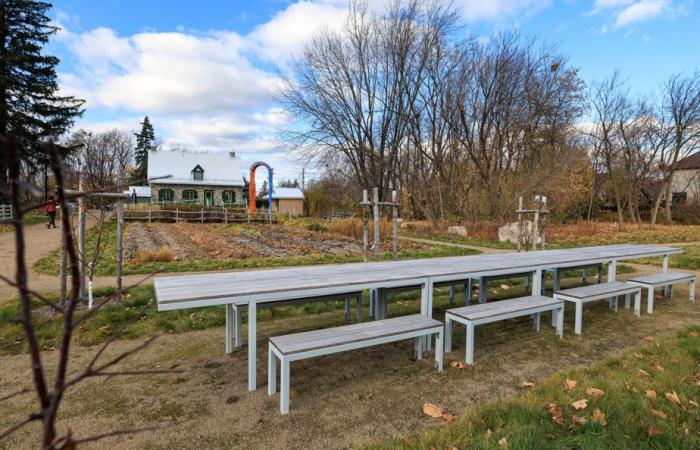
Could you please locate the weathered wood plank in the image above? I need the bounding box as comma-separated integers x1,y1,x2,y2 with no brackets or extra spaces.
446,295,560,321
627,271,694,286
554,281,636,299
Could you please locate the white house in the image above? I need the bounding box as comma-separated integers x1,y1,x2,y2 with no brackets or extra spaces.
146,150,246,206
671,152,700,204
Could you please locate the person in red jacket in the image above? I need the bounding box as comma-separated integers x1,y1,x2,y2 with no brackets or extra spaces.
45,196,57,229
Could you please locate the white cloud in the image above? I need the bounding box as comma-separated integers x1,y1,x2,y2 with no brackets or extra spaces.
615,0,669,27
591,0,672,29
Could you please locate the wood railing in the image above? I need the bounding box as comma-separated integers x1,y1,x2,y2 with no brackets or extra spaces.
0,204,12,220
123,205,276,223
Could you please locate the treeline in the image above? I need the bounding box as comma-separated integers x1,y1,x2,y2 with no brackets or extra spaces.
281,0,699,226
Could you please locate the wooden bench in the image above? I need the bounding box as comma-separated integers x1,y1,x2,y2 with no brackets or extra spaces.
226,292,363,353
553,282,641,334
444,295,564,365
268,314,444,414
626,272,696,314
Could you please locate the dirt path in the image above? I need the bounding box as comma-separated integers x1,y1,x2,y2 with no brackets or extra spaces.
399,235,510,254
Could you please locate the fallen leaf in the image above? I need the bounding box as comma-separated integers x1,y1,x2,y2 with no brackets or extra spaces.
591,409,607,426
564,378,578,391
546,403,563,424
448,447,458,450
642,335,654,343
634,353,644,359
687,331,699,337
586,387,605,398
637,368,651,378
652,362,665,372
521,381,536,389
651,409,667,419
498,437,509,449
624,383,639,393
500,284,510,290
485,428,493,440
442,413,456,422
645,390,657,400
450,361,467,369
403,438,412,446
689,400,699,407
572,399,589,410
646,426,662,437
665,391,681,406
571,415,588,425
684,425,689,435
422,403,444,418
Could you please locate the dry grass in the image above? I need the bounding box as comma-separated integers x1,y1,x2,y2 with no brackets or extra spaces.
401,220,501,241
130,247,175,263
327,217,395,240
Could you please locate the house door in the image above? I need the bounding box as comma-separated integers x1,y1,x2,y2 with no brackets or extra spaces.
204,190,214,207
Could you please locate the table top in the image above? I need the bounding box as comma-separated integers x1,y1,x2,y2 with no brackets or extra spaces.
155,243,681,310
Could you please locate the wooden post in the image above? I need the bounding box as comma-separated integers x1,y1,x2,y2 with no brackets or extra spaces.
224,207,228,224
531,195,539,252
148,205,152,223
59,211,67,303
362,189,369,263
517,196,523,252
78,170,86,299
200,208,204,223
373,187,380,261
540,196,547,250
391,190,398,259
116,197,124,302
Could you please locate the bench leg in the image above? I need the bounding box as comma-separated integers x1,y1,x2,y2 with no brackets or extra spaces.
248,301,257,392
597,265,603,284
465,322,475,365
574,300,583,335
415,337,423,360
445,317,452,353
624,293,631,309
235,307,242,348
225,304,234,354
647,286,654,315
556,305,564,338
478,277,486,304
634,290,641,317
435,329,444,372
465,280,472,304
553,269,561,292
449,285,455,305
280,357,290,415
369,289,375,318
268,346,276,395
613,295,619,312
582,269,587,284
381,289,388,320
344,297,350,321
356,294,362,323
533,312,541,331
690,279,696,304
524,275,530,292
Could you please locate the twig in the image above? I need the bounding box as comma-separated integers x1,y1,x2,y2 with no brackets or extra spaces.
0,388,30,403
0,414,42,441
0,273,64,314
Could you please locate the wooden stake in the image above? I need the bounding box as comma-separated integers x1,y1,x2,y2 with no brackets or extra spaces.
59,210,67,303
362,189,369,263
78,170,86,299
391,190,398,259
116,197,124,302
373,187,380,261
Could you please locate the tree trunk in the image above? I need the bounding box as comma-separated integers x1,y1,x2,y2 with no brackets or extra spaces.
650,185,664,229
663,178,673,225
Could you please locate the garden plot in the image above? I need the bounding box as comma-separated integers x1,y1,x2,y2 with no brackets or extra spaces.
124,222,424,262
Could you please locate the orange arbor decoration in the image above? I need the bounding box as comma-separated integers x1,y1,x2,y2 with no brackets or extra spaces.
248,161,273,216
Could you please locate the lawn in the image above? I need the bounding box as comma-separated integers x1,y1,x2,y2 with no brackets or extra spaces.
368,325,700,450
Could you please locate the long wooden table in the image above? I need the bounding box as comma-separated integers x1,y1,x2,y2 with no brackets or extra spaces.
155,243,682,391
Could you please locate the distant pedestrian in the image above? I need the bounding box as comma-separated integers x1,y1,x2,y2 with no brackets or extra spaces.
45,195,57,228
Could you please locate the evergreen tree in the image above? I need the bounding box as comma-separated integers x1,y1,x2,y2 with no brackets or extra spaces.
0,0,84,195
134,116,155,183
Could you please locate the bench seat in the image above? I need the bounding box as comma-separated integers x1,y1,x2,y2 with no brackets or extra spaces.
268,314,443,414
226,292,363,353
553,282,641,334
626,272,696,314
444,295,564,365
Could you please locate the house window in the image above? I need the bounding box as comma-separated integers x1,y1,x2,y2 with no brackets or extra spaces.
158,188,174,203
182,190,198,203
192,165,204,181
672,192,688,205
222,190,236,205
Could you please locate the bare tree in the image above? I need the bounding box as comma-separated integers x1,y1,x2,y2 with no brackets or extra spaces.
649,71,700,226
0,137,178,449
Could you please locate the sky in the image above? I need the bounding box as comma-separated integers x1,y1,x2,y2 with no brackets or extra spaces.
49,0,700,182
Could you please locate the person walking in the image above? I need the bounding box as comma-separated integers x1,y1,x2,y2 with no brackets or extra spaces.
45,195,57,228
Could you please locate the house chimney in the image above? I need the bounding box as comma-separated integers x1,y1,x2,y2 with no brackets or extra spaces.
229,151,236,158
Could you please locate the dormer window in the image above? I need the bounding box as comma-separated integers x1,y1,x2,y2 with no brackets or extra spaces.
192,165,204,181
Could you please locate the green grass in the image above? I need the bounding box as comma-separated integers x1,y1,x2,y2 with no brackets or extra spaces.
400,231,517,250
628,245,700,271
33,221,481,276
367,325,700,450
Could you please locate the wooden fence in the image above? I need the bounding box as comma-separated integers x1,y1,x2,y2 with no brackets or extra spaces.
0,204,12,220
123,205,276,224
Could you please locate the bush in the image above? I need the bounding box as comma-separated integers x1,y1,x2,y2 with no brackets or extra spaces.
306,222,329,233
131,247,175,263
